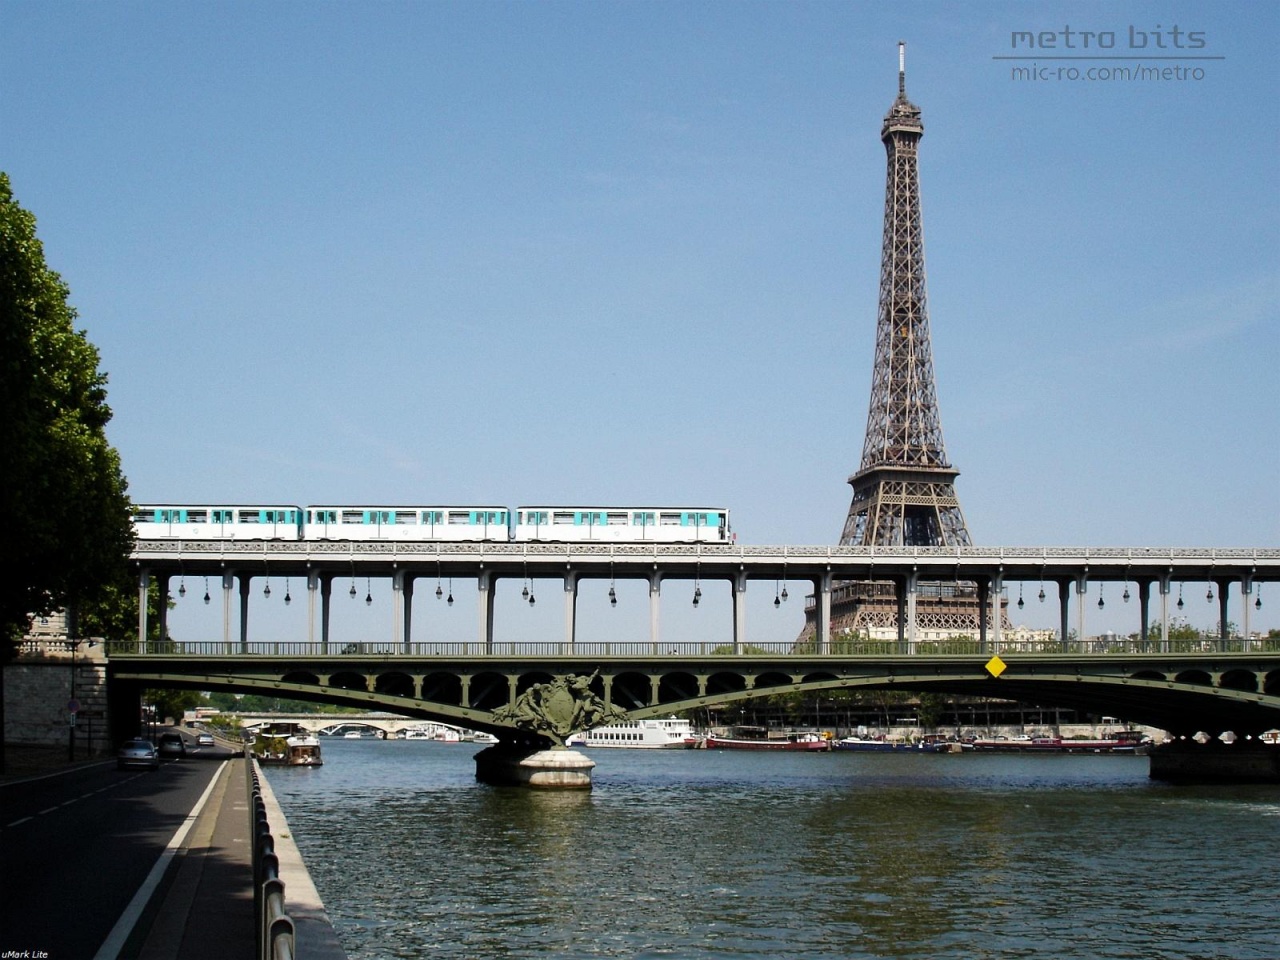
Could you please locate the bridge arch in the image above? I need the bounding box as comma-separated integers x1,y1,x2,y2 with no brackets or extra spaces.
657,672,699,705
282,670,320,686
611,672,652,709
376,671,415,698
707,672,747,697
328,671,369,694
1219,669,1258,693
1175,669,1213,687
467,672,510,711
421,672,463,707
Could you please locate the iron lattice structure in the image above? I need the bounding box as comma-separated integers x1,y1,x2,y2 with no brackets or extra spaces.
841,48,970,550
821,46,1003,640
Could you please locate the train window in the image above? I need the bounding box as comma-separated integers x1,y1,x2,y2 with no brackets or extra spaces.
553,512,575,524
310,510,336,524
607,512,627,525
239,511,263,524
395,511,417,524
212,510,234,524
422,510,442,525
631,512,654,526
660,513,681,525
447,511,470,524
187,509,208,523
342,510,365,523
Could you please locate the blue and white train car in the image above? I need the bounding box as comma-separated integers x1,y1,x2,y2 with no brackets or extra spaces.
132,505,304,540
303,506,510,541
512,507,731,543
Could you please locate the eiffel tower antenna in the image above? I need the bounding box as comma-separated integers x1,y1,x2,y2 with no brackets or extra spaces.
839,41,972,549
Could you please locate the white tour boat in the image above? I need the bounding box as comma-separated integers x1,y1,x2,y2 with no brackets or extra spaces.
567,717,698,749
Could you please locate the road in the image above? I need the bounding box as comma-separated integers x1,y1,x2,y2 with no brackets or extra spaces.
0,733,237,959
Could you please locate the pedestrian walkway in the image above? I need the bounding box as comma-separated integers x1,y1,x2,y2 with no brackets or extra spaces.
137,757,256,960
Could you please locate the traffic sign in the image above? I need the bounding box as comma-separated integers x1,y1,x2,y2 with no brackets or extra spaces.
67,698,81,713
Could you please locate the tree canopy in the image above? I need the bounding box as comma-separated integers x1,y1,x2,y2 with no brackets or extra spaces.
0,172,134,654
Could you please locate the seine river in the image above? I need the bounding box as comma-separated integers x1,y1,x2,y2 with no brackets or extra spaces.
263,739,1277,960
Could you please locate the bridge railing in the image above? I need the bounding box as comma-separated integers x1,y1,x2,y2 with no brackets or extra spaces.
106,637,1278,658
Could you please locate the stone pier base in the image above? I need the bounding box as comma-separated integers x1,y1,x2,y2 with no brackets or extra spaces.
474,745,596,789
1149,740,1280,784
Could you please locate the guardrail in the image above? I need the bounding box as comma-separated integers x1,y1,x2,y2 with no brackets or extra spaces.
110,637,1279,658
248,758,296,960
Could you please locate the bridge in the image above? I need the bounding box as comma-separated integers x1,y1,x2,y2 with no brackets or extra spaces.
129,541,1279,654
107,541,1280,782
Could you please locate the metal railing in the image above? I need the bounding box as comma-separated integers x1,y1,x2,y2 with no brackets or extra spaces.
249,759,296,960
111,637,1279,659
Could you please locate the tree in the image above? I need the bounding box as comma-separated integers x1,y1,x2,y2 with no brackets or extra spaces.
0,172,134,769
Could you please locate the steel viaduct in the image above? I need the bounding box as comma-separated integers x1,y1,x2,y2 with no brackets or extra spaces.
103,542,1280,774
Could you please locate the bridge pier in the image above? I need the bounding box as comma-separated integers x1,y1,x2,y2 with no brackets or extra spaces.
473,745,596,789
1149,739,1280,784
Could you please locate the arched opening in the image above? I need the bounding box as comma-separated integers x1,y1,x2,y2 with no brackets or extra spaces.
376,672,414,698
421,672,463,706
657,671,699,704
1264,671,1280,697
610,672,652,710
467,672,510,711
751,671,794,694
281,671,320,686
1175,670,1213,687
1219,669,1258,693
706,672,747,697
327,671,368,693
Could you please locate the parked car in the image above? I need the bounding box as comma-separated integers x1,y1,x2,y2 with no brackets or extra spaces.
117,739,160,771
196,732,215,747
157,733,187,757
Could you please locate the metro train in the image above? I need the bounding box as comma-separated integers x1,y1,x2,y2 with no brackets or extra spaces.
131,505,733,544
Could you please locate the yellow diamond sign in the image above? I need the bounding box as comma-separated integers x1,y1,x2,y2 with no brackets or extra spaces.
985,655,1007,678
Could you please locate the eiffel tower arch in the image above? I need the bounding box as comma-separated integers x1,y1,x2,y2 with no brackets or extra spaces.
805,44,1009,646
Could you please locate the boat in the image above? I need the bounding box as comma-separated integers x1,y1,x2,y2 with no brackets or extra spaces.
833,736,915,752
970,731,1151,754
566,717,699,749
253,724,323,766
703,730,832,752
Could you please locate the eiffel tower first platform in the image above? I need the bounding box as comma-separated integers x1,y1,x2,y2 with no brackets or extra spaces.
807,44,1009,644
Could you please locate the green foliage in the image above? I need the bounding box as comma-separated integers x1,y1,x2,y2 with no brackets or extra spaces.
0,172,134,655
148,688,205,725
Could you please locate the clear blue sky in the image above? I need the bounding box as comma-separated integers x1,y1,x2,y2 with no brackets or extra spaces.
3,1,1276,641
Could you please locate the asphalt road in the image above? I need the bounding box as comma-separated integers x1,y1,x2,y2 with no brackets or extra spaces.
0,734,236,959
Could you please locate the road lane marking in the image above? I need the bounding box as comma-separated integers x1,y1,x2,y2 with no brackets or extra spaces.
91,760,227,960
6,817,33,827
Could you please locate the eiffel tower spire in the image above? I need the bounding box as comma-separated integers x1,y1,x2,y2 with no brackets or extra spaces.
840,42,972,549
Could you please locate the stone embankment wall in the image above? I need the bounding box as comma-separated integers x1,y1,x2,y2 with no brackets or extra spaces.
4,640,109,756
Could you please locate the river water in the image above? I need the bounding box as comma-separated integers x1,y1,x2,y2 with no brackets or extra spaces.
263,739,1277,960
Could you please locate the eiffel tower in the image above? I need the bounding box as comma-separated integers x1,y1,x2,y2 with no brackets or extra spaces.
813,44,1003,641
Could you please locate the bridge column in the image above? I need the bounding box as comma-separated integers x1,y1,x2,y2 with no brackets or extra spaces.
320,573,333,654
221,571,235,651
1215,579,1230,650
732,571,747,654
393,570,414,651
1075,574,1088,652
976,579,989,654
990,572,1004,651
478,571,495,651
306,570,319,649
155,572,170,646
239,574,251,652
1242,576,1254,648
1136,579,1152,650
1055,577,1071,652
648,573,662,654
564,571,579,651
893,576,907,653
1158,575,1171,653
818,572,832,655
905,571,918,654
136,568,150,652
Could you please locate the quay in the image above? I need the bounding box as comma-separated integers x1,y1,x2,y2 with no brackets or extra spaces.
0,736,347,960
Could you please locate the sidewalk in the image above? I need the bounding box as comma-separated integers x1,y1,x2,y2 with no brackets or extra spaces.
137,757,256,960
